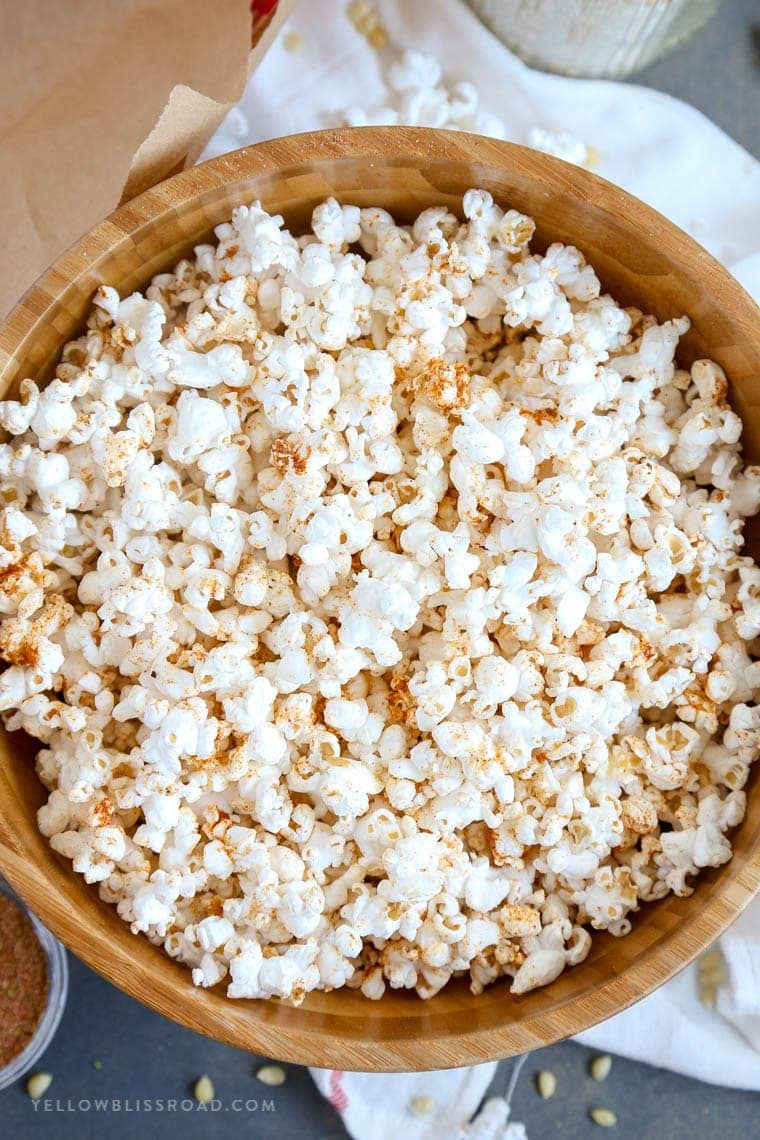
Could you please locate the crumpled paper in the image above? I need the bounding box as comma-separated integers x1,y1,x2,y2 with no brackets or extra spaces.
0,0,294,318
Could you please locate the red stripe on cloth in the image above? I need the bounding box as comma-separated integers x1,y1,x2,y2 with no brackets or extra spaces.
328,1070,350,1113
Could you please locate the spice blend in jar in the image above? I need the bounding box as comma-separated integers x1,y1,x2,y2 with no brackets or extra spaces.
0,895,49,1067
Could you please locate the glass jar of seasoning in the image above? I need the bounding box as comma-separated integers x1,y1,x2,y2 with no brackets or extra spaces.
0,880,68,1091
465,0,723,78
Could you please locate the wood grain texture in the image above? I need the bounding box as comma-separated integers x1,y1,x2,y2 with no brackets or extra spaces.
0,127,758,1072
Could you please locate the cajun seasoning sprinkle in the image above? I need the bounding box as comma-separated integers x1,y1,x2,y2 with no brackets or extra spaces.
0,895,49,1068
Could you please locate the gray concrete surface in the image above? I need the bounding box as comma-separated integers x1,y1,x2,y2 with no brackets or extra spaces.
0,0,758,1137
635,0,758,158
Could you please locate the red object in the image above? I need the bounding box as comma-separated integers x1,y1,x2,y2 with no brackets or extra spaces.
328,1070,350,1113
251,0,279,45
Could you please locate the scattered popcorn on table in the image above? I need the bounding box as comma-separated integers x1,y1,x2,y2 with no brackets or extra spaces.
528,127,592,168
342,43,593,166
345,48,509,137
0,187,758,1005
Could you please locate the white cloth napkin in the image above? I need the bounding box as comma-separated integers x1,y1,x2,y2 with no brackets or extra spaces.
577,902,760,1088
201,0,760,1133
310,1062,528,1140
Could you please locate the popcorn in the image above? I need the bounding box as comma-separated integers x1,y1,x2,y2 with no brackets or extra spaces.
346,48,509,139
510,949,567,995
528,127,591,168
343,43,593,171
0,190,757,1008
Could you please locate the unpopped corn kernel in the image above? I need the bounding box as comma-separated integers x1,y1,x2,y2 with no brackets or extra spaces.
590,1107,618,1128
256,1064,286,1087
590,1055,612,1082
194,1075,215,1104
536,1069,557,1099
27,1072,53,1100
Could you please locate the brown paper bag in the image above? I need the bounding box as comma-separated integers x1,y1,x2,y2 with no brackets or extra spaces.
0,0,296,319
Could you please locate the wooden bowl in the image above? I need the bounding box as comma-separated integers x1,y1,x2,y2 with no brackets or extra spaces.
0,127,758,1072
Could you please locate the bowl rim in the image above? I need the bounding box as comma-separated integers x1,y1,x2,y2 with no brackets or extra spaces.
0,126,759,1071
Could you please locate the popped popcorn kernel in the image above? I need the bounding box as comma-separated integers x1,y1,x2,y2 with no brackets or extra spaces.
1,189,757,1008
415,358,472,414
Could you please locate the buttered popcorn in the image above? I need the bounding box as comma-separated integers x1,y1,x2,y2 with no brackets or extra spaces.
1,190,759,1005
